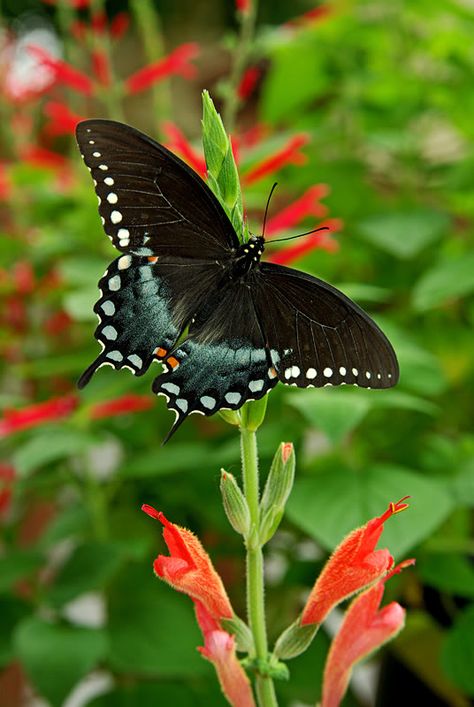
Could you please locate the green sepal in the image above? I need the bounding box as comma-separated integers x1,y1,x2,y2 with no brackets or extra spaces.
240,396,268,432
218,409,241,427
221,615,254,653
259,442,295,544
241,656,290,681
220,469,251,536
273,617,319,660
201,90,246,241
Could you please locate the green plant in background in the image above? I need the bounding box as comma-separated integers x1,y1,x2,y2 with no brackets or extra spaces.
1,0,474,705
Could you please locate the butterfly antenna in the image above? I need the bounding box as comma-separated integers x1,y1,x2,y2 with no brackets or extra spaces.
262,182,278,238
271,226,330,243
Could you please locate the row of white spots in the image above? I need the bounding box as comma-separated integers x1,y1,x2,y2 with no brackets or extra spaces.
283,365,389,381
118,228,130,247
108,275,121,291
111,210,122,224
118,255,131,270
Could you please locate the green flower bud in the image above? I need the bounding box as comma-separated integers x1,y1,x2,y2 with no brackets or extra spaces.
218,409,241,427
221,615,254,653
273,617,319,660
259,443,295,544
220,469,251,536
240,396,268,432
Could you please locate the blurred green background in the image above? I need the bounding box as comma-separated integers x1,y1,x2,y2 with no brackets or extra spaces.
1,1,473,705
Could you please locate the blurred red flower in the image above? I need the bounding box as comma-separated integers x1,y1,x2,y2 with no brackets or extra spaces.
0,464,15,516
321,560,415,707
0,394,79,438
242,134,310,185
42,0,91,7
301,497,410,626
28,45,94,95
44,101,83,136
238,67,261,100
267,218,342,264
142,504,234,622
90,394,153,419
125,43,199,94
162,122,207,177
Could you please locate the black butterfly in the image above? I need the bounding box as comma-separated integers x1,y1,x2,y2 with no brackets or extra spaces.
76,119,399,441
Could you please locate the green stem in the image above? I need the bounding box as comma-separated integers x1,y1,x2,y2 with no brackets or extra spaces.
240,427,278,707
223,0,258,133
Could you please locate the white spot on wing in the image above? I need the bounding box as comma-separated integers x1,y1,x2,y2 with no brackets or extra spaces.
111,210,122,224
306,368,317,379
323,367,333,378
107,192,118,204
102,325,118,340
249,379,264,393
118,255,131,270
92,151,101,157
176,398,188,413
128,354,143,368
225,392,241,405
107,350,123,362
104,177,114,186
108,275,121,291
161,382,180,395
201,396,216,409
101,300,115,316
339,366,346,376
98,164,108,171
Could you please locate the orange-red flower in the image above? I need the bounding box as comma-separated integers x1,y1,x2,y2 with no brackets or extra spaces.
321,560,414,707
238,67,261,100
90,394,154,419
242,134,309,185
195,600,256,707
0,464,15,516
301,498,410,626
0,394,79,438
125,43,199,94
267,218,342,264
44,101,84,136
142,505,234,622
28,45,94,95
162,122,207,177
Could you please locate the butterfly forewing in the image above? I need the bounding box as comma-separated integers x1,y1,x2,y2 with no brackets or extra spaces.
256,263,399,389
76,120,239,258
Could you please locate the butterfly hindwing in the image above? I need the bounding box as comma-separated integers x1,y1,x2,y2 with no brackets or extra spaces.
256,263,399,390
76,120,239,258
78,255,227,388
152,281,278,440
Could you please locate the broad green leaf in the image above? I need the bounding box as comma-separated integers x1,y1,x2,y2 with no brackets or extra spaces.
60,257,104,286
0,551,44,593
335,282,391,304
450,460,474,507
287,389,371,444
63,288,97,321
121,442,212,478
287,464,453,557
12,427,98,476
87,679,223,707
14,617,108,707
413,252,474,311
442,604,474,695
46,542,125,607
0,597,29,667
107,562,209,677
418,554,474,598
357,209,449,258
39,506,92,549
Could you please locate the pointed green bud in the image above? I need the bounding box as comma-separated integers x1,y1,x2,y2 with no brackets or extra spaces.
218,409,241,427
240,396,268,432
221,615,254,653
273,617,319,660
220,469,251,536
201,90,246,241
259,443,295,544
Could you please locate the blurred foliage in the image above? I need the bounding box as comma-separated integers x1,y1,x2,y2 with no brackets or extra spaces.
0,0,473,706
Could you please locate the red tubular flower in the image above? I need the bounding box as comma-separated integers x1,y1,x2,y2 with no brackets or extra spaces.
0,464,15,516
162,122,207,177
321,560,415,707
13,262,35,295
44,310,73,337
236,0,251,13
21,146,68,170
91,50,111,86
265,184,329,236
268,218,342,265
90,394,154,419
0,163,11,200
238,67,261,100
42,0,91,7
44,101,83,136
242,134,310,185
125,43,199,94
0,394,79,438
195,601,256,707
301,498,410,626
110,12,130,40
142,505,234,622
28,45,94,95
287,5,332,28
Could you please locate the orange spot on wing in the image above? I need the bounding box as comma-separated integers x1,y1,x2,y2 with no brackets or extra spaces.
167,356,179,369
147,256,158,263
268,367,277,379
155,347,168,358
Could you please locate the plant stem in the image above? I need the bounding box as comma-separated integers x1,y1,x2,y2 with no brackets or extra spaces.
224,0,258,133
240,427,278,707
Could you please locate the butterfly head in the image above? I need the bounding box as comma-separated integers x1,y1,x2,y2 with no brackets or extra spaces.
232,236,265,278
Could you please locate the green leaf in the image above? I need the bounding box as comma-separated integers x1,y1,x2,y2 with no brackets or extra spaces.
286,389,371,444
0,597,29,667
287,464,454,557
201,90,245,240
413,252,474,311
107,562,210,677
418,554,474,598
442,604,474,695
63,288,97,321
87,680,223,707
14,617,108,706
357,209,449,259
0,551,44,593
13,427,98,477
46,542,125,607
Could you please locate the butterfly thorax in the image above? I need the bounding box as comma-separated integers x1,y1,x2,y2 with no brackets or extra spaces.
230,236,265,279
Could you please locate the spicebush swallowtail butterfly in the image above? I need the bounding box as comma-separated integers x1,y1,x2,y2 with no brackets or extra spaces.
76,120,399,441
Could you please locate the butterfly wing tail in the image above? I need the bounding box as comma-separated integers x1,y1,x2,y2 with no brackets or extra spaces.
78,357,104,389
